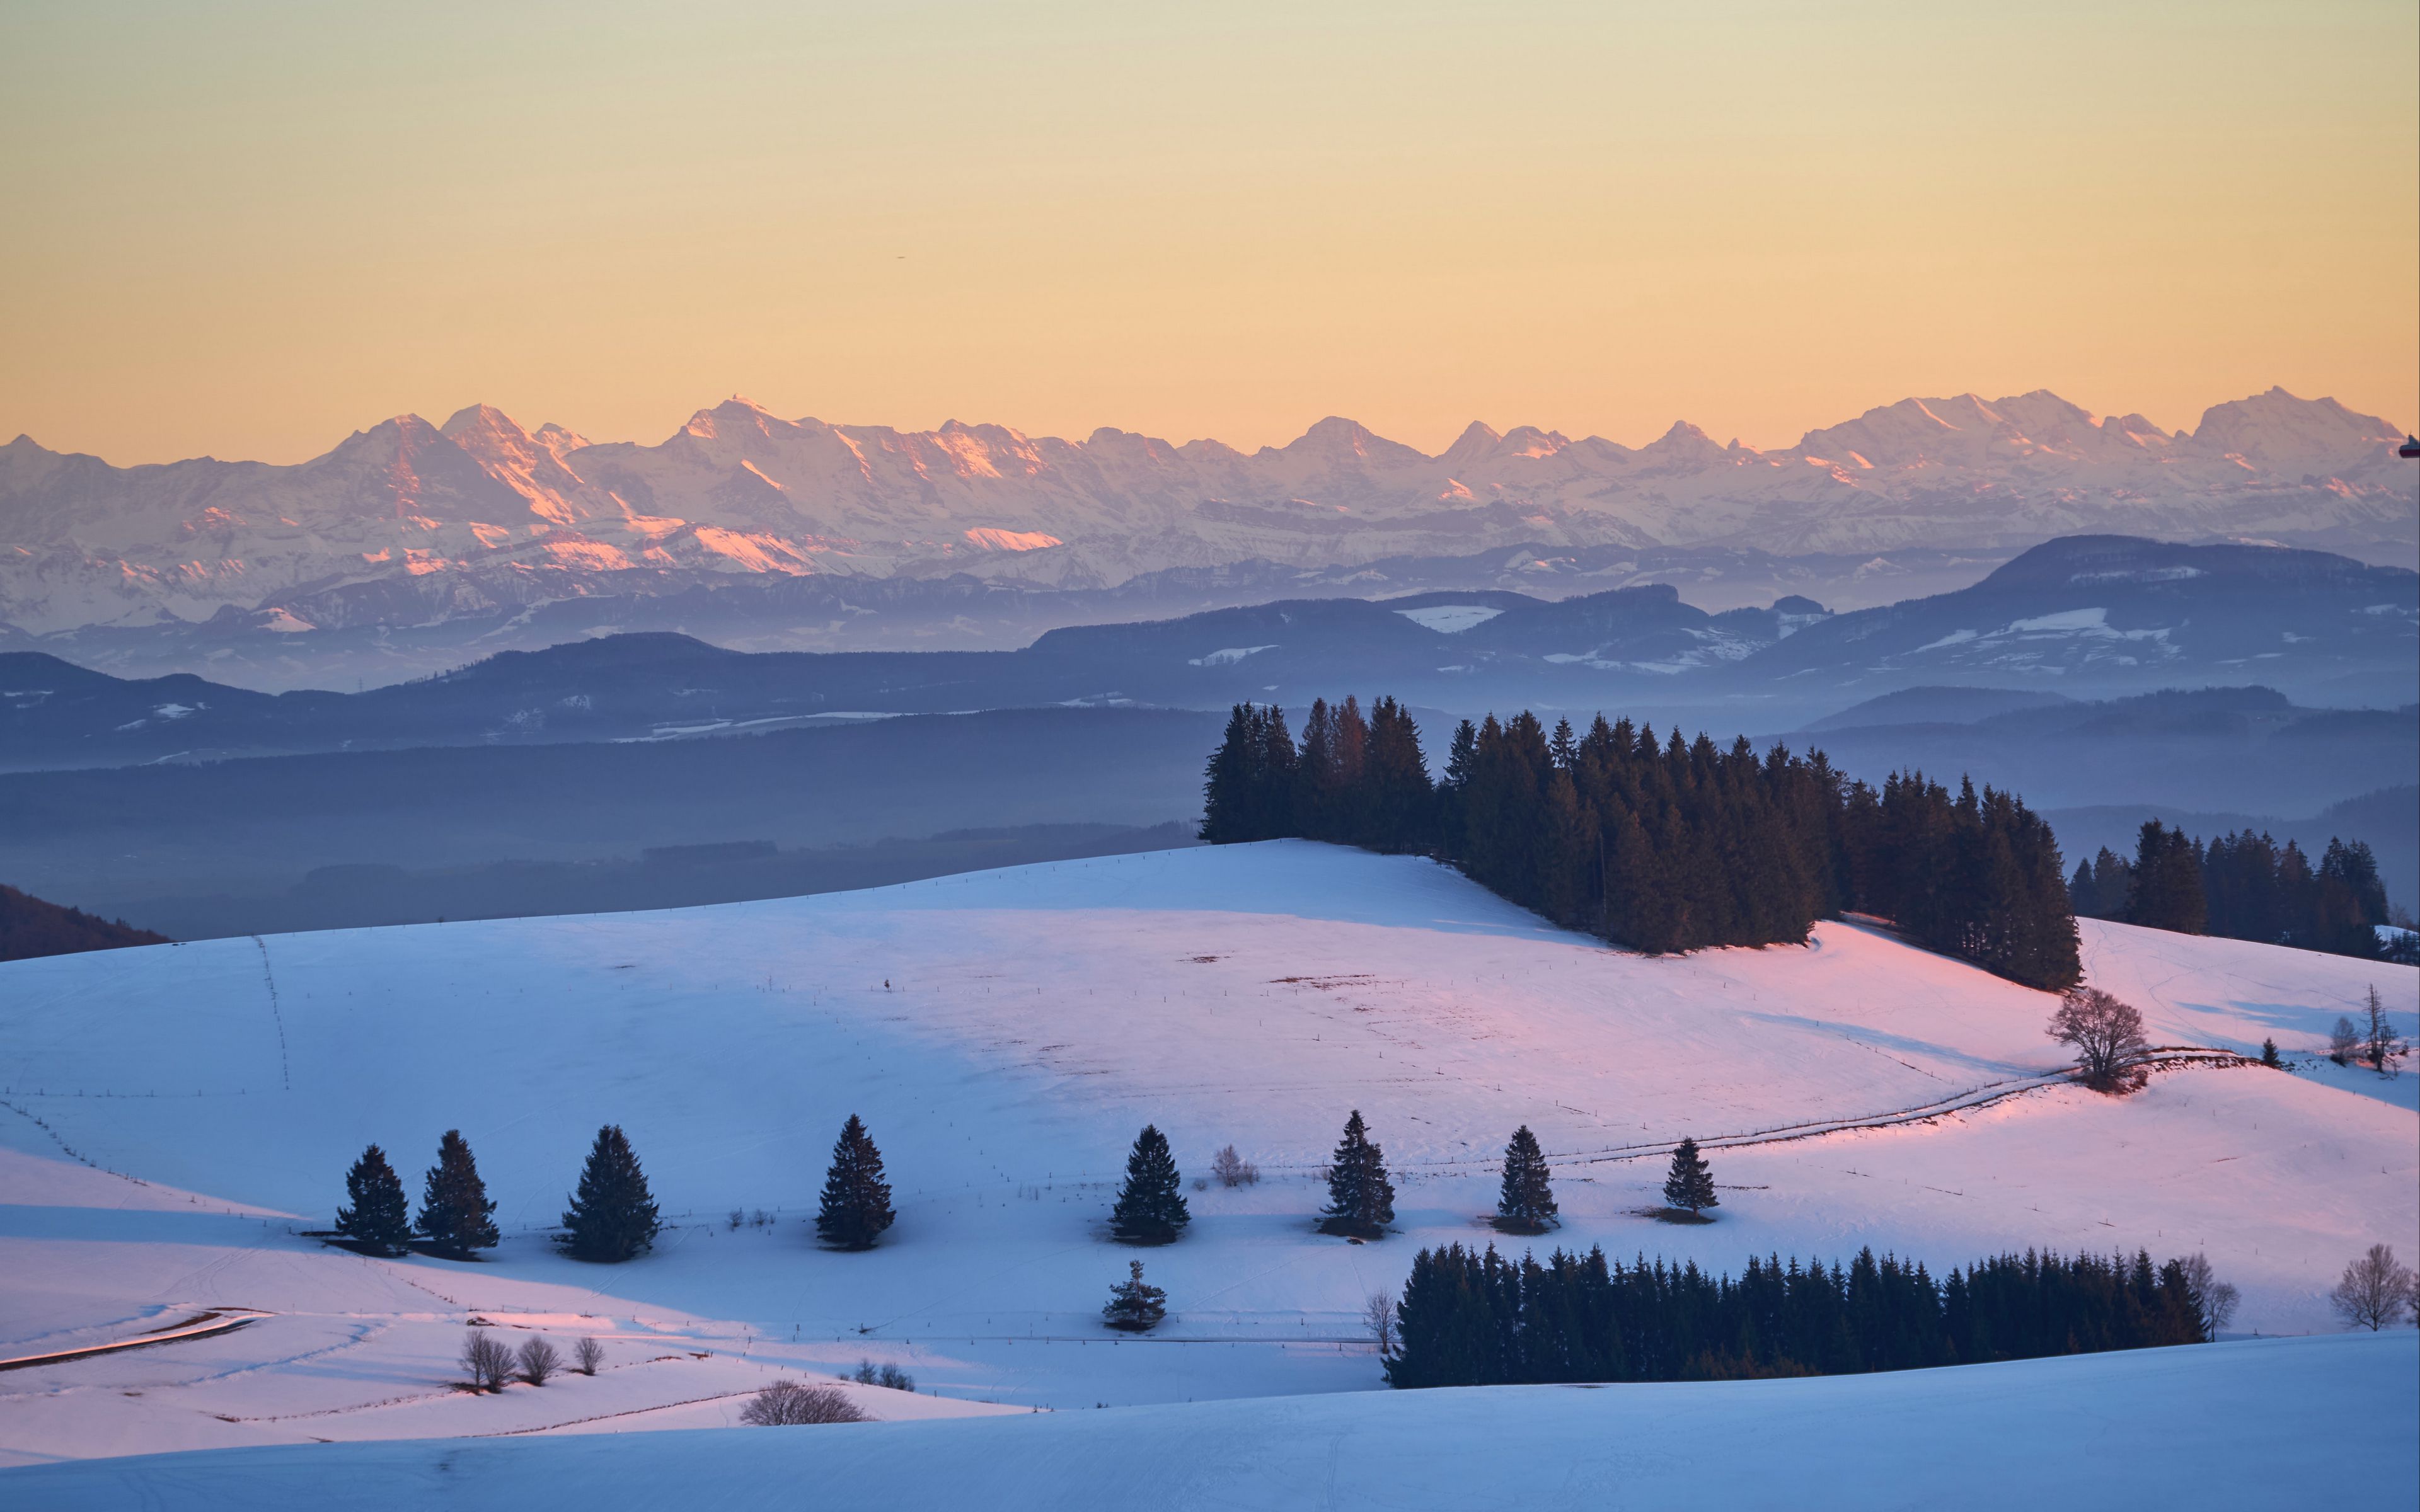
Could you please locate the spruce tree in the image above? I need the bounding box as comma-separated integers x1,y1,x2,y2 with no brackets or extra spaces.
335,1143,412,1256
558,1124,660,1263
815,1114,896,1251
2259,1036,2283,1068
417,1129,500,1257
1661,1136,1718,1217
1493,1125,1558,1234
1109,1124,1190,1244
1318,1109,1396,1239
1102,1260,1168,1332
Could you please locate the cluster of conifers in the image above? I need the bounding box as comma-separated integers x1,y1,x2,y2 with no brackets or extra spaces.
1382,1244,2213,1388
1200,699,2080,989
331,1116,898,1263
334,1125,659,1262
2070,820,2402,961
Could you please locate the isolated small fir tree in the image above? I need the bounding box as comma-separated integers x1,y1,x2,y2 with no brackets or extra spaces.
335,1143,412,1255
2259,1037,2283,1068
558,1124,660,1263
418,1129,500,1257
1661,1137,1718,1216
1109,1124,1190,1244
815,1114,896,1251
1494,1125,1558,1234
1102,1260,1167,1332
1319,1109,1396,1239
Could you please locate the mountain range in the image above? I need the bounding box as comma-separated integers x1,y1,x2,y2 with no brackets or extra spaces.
3,388,2411,651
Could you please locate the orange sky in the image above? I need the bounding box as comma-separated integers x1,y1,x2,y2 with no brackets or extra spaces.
3,1,2414,465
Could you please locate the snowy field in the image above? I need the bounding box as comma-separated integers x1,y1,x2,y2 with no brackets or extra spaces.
10,1334,2414,1511
2,841,2414,1479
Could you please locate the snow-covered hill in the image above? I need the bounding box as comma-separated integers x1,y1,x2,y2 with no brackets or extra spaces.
2,387,2409,635
2,844,2411,1470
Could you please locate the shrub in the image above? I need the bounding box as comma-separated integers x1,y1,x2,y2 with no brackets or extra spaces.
461,1329,516,1392
848,1360,916,1392
741,1379,865,1425
1211,1145,1259,1188
517,1336,561,1385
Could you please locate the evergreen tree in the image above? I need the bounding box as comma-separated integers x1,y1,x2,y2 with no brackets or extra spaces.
2126,820,2207,934
558,1124,660,1263
815,1114,897,1251
2259,1037,2283,1068
1109,1124,1190,1244
1661,1137,1718,1217
1102,1260,1168,1332
417,1129,500,1257
1494,1125,1558,1234
335,1143,412,1256
1319,1109,1397,1239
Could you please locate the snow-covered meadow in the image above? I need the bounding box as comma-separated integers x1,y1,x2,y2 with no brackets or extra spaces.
3,842,2414,1482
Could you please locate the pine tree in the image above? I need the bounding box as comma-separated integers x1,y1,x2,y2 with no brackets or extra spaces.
2126,820,2207,934
417,1129,500,1257
1108,1124,1190,1244
1661,1137,1718,1217
335,1143,412,1255
1493,1125,1558,1234
1319,1109,1396,1239
558,1125,661,1263
2259,1036,2283,1068
1103,1259,1168,1332
815,1114,896,1251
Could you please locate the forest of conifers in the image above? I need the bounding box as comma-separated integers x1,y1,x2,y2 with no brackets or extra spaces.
2069,819,2400,961
1383,1243,2211,1388
1199,697,2080,989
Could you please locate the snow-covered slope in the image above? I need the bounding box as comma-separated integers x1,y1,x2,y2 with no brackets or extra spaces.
10,1332,2412,1511
1,844,2412,1465
3,387,2408,633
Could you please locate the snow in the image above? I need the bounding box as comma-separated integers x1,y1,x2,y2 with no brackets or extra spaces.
9,1333,2412,1510
1,843,2412,1470
1392,604,1503,634
1186,644,1275,666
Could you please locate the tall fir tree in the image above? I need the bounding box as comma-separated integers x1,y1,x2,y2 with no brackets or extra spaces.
1319,1109,1397,1239
1109,1124,1190,1244
558,1124,661,1263
417,1129,500,1257
1661,1136,1718,1216
335,1143,412,1256
815,1114,896,1251
2126,820,2208,934
1493,1125,1559,1234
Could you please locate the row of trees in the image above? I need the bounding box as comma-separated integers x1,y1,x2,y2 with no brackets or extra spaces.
338,1125,660,1263
2070,821,2399,960
1202,699,2080,988
1383,1243,2214,1387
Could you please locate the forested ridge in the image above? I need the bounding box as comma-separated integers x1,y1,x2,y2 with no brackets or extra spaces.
2071,818,2402,961
1201,697,2079,988
1385,1242,2211,1388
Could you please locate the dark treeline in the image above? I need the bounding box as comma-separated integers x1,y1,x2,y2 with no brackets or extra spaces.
2070,820,2397,960
0,882,167,963
1385,1242,2208,1388
1202,698,2078,988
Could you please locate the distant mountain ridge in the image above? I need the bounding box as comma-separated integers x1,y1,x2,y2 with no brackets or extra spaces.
1,387,2410,639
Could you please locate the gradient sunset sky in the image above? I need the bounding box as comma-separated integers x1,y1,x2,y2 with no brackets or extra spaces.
4,1,2414,465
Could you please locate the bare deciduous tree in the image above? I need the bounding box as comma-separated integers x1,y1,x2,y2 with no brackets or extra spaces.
461,1329,516,1392
2178,1254,2238,1337
1211,1145,1259,1188
517,1336,561,1385
1364,1288,1398,1358
2047,987,2150,1093
2329,1244,2416,1332
740,1379,867,1426
2329,1016,2360,1067
573,1336,606,1375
